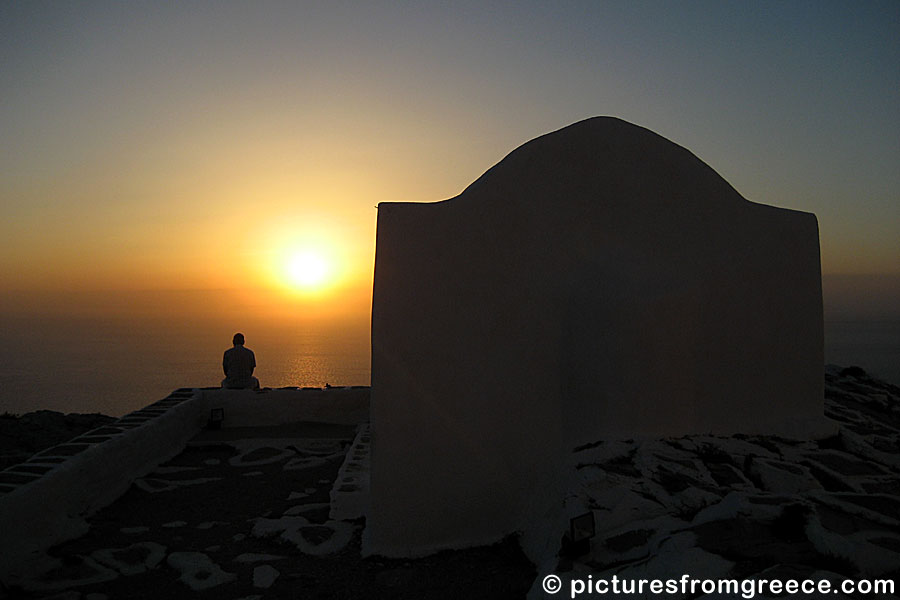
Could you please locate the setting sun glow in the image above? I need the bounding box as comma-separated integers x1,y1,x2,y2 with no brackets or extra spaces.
257,216,370,314
284,250,331,291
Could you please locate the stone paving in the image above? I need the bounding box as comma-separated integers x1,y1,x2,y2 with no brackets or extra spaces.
4,421,533,599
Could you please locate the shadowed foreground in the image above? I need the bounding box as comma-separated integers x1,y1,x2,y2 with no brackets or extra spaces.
4,421,533,599
557,366,900,597
2,366,898,598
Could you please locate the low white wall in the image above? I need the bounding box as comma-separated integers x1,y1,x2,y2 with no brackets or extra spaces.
200,387,369,427
0,391,207,581
0,387,371,581
330,424,371,521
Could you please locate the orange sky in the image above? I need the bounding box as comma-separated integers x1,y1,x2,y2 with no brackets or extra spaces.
2,3,898,321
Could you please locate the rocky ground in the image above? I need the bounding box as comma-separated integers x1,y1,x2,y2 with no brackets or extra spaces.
1,366,898,599
557,365,899,598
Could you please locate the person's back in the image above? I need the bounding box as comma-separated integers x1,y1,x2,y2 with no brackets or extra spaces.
222,333,260,389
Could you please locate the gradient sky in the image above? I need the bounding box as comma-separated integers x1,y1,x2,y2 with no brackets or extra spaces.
2,1,898,319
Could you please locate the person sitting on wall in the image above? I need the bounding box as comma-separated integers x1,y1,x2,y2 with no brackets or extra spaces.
222,333,260,390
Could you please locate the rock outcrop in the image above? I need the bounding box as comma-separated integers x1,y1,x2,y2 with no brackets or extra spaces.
0,411,115,470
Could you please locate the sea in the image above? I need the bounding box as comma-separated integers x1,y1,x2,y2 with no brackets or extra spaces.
0,314,371,417
823,319,900,386
0,315,897,417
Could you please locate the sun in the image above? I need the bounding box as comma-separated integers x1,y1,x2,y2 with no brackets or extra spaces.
264,222,348,298
284,250,331,291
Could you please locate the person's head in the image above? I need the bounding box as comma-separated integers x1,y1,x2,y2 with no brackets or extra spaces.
233,333,245,346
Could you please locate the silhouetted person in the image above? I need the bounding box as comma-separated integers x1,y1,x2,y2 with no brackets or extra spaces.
222,333,260,390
